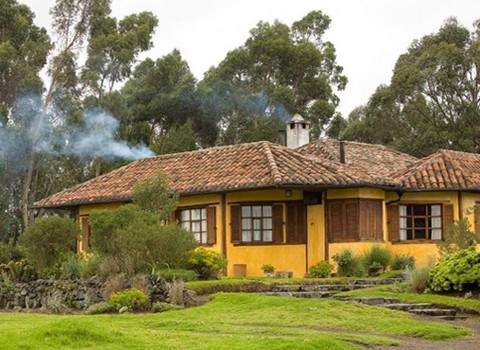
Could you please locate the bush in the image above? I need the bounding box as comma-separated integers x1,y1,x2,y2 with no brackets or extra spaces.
103,273,128,300
0,259,37,282
186,248,227,280
332,249,365,277
429,247,480,292
86,301,116,315
61,254,81,279
158,269,198,282
436,218,478,257
90,205,197,275
362,245,392,270
391,254,415,270
78,253,102,278
0,241,22,264
18,216,80,277
109,288,148,311
407,265,432,293
308,261,334,278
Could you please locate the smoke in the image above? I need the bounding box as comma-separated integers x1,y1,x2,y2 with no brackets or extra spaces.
64,108,154,160
0,95,154,163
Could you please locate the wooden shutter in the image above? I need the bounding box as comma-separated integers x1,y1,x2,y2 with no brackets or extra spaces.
206,206,216,245
273,204,284,243
230,205,240,244
81,216,90,251
359,200,383,241
387,204,399,242
345,201,359,240
286,202,306,244
443,203,454,237
329,202,344,241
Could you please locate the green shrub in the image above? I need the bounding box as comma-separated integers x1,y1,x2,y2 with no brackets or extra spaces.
0,259,37,282
78,253,102,278
0,241,22,264
18,216,80,277
151,302,183,313
61,254,81,279
308,261,334,278
429,247,480,292
391,254,415,270
132,171,179,222
407,266,432,293
90,205,197,275
436,218,478,257
109,288,148,311
85,301,116,315
261,264,275,274
332,249,365,277
186,248,227,280
158,269,198,282
362,245,393,270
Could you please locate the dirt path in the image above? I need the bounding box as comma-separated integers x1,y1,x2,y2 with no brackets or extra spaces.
373,315,480,350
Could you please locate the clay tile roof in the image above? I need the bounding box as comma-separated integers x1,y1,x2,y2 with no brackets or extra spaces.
395,149,480,190
297,138,418,180
34,141,398,209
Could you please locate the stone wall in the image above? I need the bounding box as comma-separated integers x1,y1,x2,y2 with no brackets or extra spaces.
0,276,170,311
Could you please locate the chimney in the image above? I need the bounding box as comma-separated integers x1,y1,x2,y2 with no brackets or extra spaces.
285,113,310,148
339,140,346,164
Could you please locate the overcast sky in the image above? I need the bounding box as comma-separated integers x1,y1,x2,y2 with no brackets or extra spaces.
20,0,480,117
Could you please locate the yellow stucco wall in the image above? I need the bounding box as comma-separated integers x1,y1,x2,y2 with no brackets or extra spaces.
77,187,480,276
225,189,311,277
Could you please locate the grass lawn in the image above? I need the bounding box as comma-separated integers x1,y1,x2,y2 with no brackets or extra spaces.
0,293,470,349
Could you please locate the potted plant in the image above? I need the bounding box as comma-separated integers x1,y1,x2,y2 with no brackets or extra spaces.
261,264,275,277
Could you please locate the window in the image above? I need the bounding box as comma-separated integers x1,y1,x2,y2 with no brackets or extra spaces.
388,203,453,242
328,199,383,242
177,206,216,245
230,202,306,245
241,205,273,242
399,204,442,240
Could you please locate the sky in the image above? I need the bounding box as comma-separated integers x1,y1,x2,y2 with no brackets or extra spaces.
20,0,480,118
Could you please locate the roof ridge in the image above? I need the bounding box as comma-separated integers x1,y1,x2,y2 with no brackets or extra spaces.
262,142,283,184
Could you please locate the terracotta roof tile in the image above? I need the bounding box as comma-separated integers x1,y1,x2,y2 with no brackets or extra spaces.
34,141,398,208
297,138,418,180
395,149,480,190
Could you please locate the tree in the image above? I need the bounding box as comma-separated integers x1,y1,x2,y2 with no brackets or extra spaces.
0,0,52,239
343,18,480,157
120,50,202,146
200,10,347,143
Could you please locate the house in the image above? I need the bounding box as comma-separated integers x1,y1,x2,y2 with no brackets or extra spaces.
34,115,480,277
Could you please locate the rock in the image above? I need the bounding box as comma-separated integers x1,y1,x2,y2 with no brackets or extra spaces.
118,306,129,314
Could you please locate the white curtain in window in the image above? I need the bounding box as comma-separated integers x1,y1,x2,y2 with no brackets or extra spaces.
431,205,442,240
399,205,407,241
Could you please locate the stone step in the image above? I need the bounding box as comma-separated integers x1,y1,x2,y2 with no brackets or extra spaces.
435,314,468,321
333,296,400,305
382,303,433,311
299,284,352,292
264,291,338,299
410,308,457,317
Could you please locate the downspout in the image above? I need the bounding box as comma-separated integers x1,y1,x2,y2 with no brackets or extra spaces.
386,190,405,205
458,191,463,219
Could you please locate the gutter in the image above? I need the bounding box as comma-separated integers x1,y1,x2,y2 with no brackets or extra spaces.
386,190,405,205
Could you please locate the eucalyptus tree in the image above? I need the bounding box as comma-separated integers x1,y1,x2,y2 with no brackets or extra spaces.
120,49,203,149
0,0,51,239
199,10,347,143
343,18,480,157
